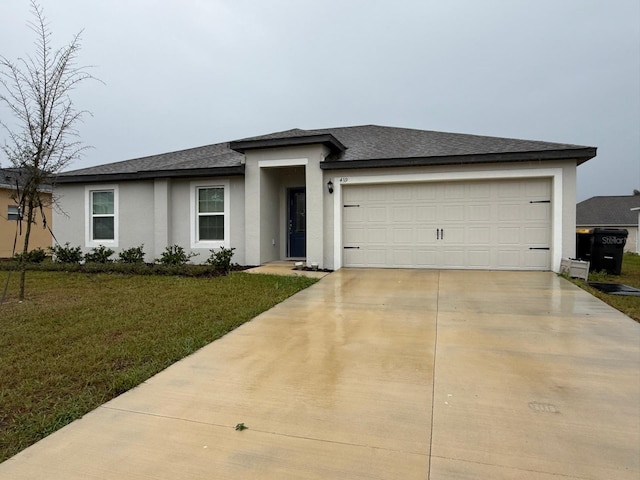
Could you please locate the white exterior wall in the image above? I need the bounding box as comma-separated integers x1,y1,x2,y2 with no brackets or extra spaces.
53,154,581,271
53,176,245,264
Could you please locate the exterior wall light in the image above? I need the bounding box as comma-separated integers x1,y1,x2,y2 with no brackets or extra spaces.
327,180,334,194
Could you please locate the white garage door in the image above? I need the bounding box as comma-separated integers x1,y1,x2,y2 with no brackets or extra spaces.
342,178,552,270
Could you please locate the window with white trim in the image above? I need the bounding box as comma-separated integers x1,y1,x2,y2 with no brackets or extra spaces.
197,187,224,240
7,205,20,221
85,185,118,246
190,181,229,248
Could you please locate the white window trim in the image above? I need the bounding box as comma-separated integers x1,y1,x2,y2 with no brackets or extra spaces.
85,185,119,248
190,180,230,249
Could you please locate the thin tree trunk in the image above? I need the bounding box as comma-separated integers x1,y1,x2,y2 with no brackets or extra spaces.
18,198,34,301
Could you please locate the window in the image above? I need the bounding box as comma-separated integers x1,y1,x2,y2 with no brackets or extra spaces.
198,187,224,240
7,205,20,221
92,191,114,239
85,185,118,246
191,181,229,248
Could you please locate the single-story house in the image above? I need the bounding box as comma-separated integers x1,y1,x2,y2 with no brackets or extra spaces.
577,194,640,253
53,125,596,271
0,168,53,258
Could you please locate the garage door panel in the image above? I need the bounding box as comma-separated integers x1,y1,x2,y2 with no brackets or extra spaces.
497,249,520,267
441,249,465,267
343,206,364,222
392,249,414,267
525,226,549,244
342,186,367,203
415,248,438,267
392,205,414,222
443,205,465,221
444,183,465,199
416,205,437,221
498,204,520,221
525,179,551,197
344,226,366,244
367,228,388,243
392,185,413,201
393,227,414,243
343,179,551,270
468,250,491,267
417,228,435,243
416,185,437,200
469,204,491,221
367,207,387,222
524,249,549,268
468,227,490,244
497,227,521,244
442,226,465,243
468,182,492,199
526,203,551,221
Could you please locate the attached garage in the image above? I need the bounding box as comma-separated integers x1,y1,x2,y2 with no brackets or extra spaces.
342,178,552,270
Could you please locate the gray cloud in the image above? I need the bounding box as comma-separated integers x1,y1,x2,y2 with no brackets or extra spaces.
1,0,638,200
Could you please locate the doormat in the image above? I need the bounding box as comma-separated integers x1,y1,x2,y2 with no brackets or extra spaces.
588,283,640,296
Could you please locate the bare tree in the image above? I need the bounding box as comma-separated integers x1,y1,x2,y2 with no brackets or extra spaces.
0,1,97,300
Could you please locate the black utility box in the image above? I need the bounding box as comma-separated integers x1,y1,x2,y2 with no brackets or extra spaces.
576,228,628,275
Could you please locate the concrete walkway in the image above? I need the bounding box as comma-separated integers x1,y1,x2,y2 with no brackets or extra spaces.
1,269,638,479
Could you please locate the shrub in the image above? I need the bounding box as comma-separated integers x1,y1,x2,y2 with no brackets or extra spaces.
206,246,236,274
13,248,48,264
157,245,198,266
118,245,146,264
84,245,115,264
48,243,84,264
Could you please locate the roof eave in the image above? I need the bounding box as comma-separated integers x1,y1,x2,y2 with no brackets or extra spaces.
321,148,597,170
55,165,245,184
230,134,347,154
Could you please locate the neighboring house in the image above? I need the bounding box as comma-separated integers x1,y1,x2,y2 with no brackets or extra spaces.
0,168,53,258
53,125,596,271
576,194,640,253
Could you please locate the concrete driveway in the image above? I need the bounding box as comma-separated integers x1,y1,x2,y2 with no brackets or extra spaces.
1,269,638,479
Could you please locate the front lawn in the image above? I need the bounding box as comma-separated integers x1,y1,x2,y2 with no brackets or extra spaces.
568,252,640,323
0,271,317,463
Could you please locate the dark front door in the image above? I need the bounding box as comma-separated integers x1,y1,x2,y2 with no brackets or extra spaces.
288,187,306,258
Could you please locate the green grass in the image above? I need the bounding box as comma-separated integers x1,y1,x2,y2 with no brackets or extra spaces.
0,271,317,463
567,252,640,323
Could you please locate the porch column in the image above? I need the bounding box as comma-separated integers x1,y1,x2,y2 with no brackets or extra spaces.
305,159,324,269
153,178,171,260
244,160,261,266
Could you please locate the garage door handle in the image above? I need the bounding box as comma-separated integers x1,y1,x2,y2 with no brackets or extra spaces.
344,246,360,249
529,247,550,250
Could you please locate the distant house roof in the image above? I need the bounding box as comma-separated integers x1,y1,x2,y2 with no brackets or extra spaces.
0,168,52,192
57,125,596,183
577,195,640,226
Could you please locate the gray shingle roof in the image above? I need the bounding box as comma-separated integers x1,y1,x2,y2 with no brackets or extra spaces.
0,168,52,192
58,143,244,182
577,195,640,226
236,125,593,162
58,125,596,182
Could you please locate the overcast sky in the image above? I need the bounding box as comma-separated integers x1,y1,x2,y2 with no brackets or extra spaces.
1,0,638,201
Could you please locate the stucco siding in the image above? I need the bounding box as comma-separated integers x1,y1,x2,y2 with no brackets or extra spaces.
54,177,245,264
1,188,53,258
52,184,85,250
